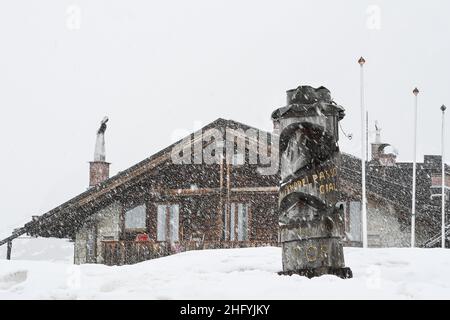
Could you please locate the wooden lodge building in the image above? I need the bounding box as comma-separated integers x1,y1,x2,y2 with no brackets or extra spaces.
1,118,449,265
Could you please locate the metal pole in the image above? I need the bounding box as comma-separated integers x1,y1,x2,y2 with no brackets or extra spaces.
366,111,369,161
411,88,419,248
441,104,447,248
219,154,224,240
359,57,368,248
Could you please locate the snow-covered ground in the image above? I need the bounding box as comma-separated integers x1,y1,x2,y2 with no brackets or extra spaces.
1,243,450,299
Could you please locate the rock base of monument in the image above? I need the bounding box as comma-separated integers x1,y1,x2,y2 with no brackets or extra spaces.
278,267,353,279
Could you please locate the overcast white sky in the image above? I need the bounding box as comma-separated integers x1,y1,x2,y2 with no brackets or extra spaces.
0,0,449,236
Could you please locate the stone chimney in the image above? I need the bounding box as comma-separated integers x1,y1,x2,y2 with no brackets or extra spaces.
89,117,110,187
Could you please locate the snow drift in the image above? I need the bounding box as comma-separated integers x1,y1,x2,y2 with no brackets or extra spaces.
1,246,450,299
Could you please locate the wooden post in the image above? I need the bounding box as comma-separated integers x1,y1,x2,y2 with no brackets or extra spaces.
6,240,12,260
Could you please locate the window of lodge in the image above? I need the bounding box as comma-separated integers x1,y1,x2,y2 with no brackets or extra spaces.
157,204,180,242
124,204,147,230
222,203,249,241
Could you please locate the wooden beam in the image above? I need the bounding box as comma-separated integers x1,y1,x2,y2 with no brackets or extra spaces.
0,228,27,247
162,188,220,196
230,187,278,193
6,240,12,260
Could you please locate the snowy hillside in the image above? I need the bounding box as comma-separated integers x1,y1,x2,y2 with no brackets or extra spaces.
1,247,450,299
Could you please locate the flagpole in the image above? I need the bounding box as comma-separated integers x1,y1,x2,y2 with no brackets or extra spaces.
358,57,368,248
366,111,369,161
441,104,447,248
411,88,419,248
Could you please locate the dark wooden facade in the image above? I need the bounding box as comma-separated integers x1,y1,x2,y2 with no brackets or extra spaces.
115,164,279,243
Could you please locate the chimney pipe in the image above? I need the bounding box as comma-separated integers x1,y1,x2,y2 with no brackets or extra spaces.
89,117,110,187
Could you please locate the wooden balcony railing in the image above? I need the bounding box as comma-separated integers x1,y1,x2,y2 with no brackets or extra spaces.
101,240,280,266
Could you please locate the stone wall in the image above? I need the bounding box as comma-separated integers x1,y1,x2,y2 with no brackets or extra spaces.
367,199,410,247
74,226,87,264
95,202,121,264
74,202,121,264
